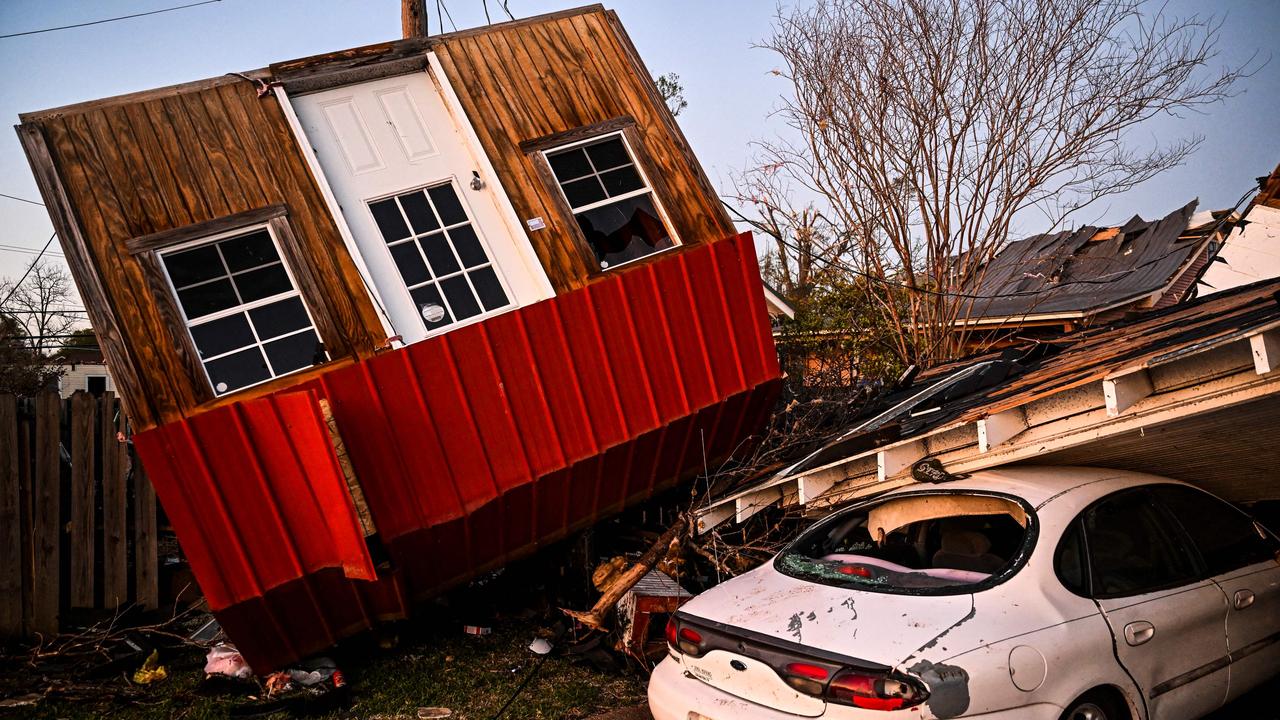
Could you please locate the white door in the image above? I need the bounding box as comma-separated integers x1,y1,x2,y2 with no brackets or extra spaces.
292,70,548,344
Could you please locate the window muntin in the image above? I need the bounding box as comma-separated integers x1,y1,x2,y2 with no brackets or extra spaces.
160,226,326,396
544,134,675,270
1152,485,1279,576
1082,488,1200,597
775,491,1036,595
367,182,511,334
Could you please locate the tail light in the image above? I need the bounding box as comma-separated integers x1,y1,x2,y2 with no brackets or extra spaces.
836,564,872,577
826,669,927,710
665,618,705,656
781,662,830,695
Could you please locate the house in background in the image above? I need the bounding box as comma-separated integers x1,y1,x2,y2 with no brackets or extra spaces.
57,356,114,398
19,5,780,670
1201,163,1280,295
955,200,1238,347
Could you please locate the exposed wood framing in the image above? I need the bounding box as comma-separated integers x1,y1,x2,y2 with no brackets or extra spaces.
1251,328,1280,375
978,407,1027,452
877,440,925,482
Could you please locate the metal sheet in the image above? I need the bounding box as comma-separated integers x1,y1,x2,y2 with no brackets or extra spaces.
133,232,781,671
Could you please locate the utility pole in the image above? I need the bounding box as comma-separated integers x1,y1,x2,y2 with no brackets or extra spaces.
401,0,428,39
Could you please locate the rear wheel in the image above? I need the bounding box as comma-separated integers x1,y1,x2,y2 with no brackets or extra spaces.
1060,689,1128,720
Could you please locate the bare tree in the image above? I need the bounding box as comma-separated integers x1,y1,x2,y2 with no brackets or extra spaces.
737,0,1255,368
1,258,79,357
655,72,688,117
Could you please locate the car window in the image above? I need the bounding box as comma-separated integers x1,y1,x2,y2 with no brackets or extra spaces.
1055,518,1089,596
1153,485,1279,576
1084,488,1200,597
774,491,1035,595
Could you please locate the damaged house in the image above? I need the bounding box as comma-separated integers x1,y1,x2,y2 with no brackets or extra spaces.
17,5,781,670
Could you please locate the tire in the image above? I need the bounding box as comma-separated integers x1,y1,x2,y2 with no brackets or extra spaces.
1060,688,1129,720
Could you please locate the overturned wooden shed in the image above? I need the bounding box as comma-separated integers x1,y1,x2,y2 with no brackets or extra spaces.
18,5,781,670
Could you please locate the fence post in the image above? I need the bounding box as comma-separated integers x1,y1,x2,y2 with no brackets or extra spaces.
134,459,158,610
32,390,60,636
0,395,20,636
101,393,128,609
69,392,95,608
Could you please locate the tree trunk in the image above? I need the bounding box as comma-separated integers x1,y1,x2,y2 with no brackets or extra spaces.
401,0,428,38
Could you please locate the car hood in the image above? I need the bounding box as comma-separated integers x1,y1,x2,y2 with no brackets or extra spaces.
679,564,977,669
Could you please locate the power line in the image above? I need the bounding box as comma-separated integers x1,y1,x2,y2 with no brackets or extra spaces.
0,192,44,206
0,244,65,258
0,0,223,39
0,232,58,308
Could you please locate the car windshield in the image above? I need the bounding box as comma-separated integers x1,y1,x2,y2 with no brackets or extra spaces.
776,492,1034,593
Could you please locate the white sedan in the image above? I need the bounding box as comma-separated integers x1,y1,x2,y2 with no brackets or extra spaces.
650,467,1280,720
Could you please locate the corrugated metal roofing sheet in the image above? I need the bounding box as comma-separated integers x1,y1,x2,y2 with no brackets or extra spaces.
134,232,781,671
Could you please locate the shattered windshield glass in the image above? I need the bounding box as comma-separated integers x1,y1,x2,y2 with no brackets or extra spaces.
775,492,1034,594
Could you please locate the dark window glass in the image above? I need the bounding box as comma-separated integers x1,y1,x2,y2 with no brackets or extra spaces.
234,264,292,303
264,330,323,375
548,148,592,182
575,194,673,268
420,234,461,276
585,137,630,171
369,199,410,241
163,245,224,287
1084,489,1199,597
205,347,271,393
86,376,107,396
190,313,255,358
441,275,481,320
1055,519,1089,596
410,284,453,331
400,192,439,234
218,231,278,272
600,166,644,197
449,225,487,268
561,177,607,209
390,242,431,287
470,266,508,311
1154,486,1278,575
177,279,239,319
428,184,467,226
249,297,310,340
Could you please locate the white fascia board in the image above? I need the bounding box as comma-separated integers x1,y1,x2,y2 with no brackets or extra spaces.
877,440,926,482
1250,328,1280,375
1103,368,1154,417
978,406,1028,452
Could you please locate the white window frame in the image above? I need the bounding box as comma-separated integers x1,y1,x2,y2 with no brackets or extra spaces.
541,130,681,270
157,222,329,396
365,177,518,338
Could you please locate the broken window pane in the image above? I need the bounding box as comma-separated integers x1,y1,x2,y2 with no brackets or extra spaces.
575,195,673,269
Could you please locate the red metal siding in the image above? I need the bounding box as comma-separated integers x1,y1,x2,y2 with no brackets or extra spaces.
133,232,780,671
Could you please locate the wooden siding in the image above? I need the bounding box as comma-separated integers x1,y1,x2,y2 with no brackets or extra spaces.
432,8,735,292
19,81,386,431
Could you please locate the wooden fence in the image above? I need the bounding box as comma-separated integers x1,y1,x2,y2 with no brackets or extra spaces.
0,390,158,638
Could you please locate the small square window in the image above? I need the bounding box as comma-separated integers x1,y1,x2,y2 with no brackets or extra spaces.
160,225,328,396
543,133,675,269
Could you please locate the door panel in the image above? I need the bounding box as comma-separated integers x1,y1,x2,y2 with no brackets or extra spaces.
1085,488,1229,719
1097,582,1229,719
293,70,548,344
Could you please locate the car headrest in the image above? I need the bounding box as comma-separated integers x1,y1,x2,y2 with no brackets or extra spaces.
940,530,992,556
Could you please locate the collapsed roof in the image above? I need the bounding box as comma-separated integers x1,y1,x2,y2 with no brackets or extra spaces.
961,201,1217,322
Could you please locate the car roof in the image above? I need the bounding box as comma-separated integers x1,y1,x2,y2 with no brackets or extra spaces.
881,465,1191,510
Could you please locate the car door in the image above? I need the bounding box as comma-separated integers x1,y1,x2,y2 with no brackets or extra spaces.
1152,485,1280,703
1083,488,1230,720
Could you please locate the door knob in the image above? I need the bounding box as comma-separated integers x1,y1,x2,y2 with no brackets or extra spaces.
1124,621,1155,646
1234,590,1255,610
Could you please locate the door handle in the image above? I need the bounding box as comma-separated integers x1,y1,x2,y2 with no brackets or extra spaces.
1124,621,1155,646
1234,589,1255,610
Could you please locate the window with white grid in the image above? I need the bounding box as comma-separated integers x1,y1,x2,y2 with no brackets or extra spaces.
367,181,512,334
544,133,675,270
159,226,327,396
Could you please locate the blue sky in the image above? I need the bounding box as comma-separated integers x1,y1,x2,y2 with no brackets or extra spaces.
1,0,1277,298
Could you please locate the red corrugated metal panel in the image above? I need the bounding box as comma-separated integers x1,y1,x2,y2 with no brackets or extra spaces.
133,232,780,671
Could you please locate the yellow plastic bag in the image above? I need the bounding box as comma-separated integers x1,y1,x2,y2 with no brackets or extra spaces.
133,649,168,684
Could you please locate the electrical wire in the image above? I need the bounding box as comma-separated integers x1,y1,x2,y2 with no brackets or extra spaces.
0,192,44,206
0,232,58,308
0,0,222,39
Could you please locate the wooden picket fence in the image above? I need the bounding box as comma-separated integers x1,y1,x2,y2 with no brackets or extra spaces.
0,390,159,639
